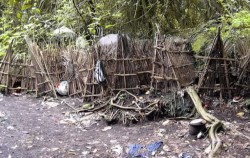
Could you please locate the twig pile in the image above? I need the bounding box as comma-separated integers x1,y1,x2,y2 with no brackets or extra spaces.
76,90,194,125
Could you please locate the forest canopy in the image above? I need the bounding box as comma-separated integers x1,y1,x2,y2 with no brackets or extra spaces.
0,0,250,55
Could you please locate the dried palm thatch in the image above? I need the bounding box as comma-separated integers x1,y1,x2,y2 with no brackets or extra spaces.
96,34,153,94
151,34,195,93
0,40,14,93
197,29,232,98
235,38,250,92
25,38,57,97
61,47,96,98
0,40,36,94
8,53,36,93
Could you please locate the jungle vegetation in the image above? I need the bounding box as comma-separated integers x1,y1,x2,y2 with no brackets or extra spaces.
0,0,250,55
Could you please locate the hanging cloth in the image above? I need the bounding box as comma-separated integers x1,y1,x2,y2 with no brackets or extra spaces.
94,60,106,83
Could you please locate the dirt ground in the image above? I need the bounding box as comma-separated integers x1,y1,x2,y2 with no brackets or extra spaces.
0,95,249,158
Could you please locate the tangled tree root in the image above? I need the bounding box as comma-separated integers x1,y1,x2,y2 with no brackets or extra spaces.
186,86,223,158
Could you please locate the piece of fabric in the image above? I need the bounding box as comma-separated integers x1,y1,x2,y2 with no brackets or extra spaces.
128,141,163,157
94,60,105,83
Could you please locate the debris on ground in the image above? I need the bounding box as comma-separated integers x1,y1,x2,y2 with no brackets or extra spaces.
128,141,163,157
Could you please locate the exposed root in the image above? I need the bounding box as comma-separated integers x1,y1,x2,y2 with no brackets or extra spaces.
186,86,223,158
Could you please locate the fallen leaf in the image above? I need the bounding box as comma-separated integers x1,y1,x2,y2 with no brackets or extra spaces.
236,112,244,118
82,103,91,109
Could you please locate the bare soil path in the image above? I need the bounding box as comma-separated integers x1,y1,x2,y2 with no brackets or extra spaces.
0,95,249,158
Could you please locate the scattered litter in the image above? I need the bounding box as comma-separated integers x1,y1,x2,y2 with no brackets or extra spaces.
232,96,243,103
7,126,15,130
111,144,123,156
82,103,92,109
102,126,112,131
82,151,90,155
59,118,77,124
110,140,118,144
189,119,206,135
11,145,18,149
51,147,59,152
12,92,23,96
92,149,97,153
55,81,69,96
0,111,5,118
43,101,60,109
157,129,166,137
163,145,170,152
204,145,211,154
178,152,192,158
162,120,170,126
197,131,205,139
68,150,77,155
128,141,163,157
22,131,29,134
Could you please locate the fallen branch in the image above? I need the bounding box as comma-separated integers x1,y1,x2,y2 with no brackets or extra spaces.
186,86,223,158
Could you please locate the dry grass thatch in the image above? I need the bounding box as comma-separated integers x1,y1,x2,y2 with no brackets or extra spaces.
95,34,153,94
0,40,36,94
197,29,232,98
235,38,250,91
151,35,195,93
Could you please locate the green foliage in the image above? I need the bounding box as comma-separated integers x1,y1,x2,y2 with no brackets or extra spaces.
191,8,250,53
0,0,250,56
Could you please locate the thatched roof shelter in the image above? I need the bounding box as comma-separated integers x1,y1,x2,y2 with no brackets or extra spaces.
197,29,232,98
95,34,153,94
151,35,195,93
